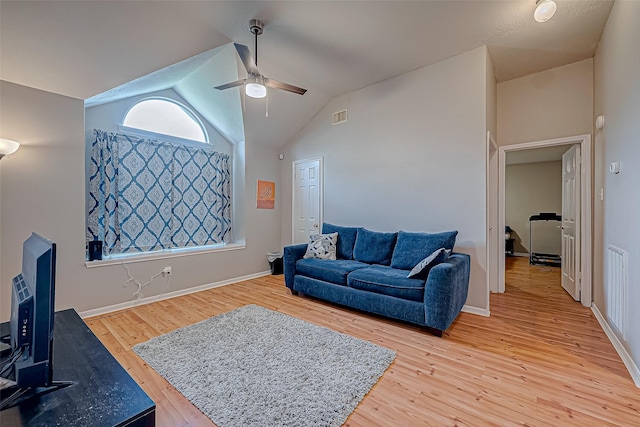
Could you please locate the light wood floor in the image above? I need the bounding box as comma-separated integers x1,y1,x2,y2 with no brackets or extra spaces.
85,256,640,426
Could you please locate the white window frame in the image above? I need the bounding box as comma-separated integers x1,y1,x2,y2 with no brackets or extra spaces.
121,97,209,145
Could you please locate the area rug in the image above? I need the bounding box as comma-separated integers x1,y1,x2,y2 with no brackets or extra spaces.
133,304,396,427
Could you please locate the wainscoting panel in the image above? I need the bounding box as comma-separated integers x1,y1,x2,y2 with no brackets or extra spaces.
606,245,628,340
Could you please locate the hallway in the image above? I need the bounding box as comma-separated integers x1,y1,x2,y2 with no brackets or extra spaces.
488,256,627,376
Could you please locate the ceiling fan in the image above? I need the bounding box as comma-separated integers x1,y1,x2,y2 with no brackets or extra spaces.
214,19,307,99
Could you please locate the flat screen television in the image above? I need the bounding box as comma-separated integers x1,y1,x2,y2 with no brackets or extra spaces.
1,233,68,410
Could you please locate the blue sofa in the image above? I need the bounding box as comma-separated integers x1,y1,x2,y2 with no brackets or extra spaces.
284,223,470,336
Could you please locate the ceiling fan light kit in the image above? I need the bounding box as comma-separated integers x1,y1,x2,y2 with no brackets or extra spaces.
214,19,306,106
246,75,267,98
246,83,266,98
534,0,557,23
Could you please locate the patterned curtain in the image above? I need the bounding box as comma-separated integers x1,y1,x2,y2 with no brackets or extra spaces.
87,129,232,256
172,145,232,248
87,130,122,253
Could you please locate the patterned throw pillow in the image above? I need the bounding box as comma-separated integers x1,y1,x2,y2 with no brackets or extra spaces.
407,248,451,280
303,233,338,260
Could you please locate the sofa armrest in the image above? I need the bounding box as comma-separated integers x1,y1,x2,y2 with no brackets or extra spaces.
423,253,470,331
284,244,307,290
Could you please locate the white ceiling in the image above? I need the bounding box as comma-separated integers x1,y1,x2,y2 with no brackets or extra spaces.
0,1,614,148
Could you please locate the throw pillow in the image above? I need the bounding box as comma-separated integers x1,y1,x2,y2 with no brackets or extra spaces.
303,233,338,260
407,248,451,280
322,223,361,260
391,230,458,270
352,228,398,265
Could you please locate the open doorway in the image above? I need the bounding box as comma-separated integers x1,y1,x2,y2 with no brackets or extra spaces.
494,134,592,308
504,145,571,261
503,144,574,303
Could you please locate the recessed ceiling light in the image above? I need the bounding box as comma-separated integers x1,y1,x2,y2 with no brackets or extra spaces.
534,0,557,23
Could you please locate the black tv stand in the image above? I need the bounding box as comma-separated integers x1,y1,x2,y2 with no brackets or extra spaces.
0,380,73,411
0,309,155,426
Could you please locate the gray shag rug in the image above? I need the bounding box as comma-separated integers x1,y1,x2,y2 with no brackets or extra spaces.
133,304,396,427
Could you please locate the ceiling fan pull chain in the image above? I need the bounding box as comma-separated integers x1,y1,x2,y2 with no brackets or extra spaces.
242,87,246,112
266,86,269,118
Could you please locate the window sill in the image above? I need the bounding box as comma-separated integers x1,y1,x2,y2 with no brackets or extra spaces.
85,242,246,268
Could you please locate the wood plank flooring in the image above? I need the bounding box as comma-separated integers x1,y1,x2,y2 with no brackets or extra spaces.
85,256,640,426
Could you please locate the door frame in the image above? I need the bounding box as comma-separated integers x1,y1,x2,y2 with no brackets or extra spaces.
291,157,324,245
495,134,592,307
486,131,499,315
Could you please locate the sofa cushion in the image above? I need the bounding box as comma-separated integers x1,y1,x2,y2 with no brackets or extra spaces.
296,258,369,286
353,228,397,265
322,223,361,260
408,248,450,280
390,230,458,270
347,265,425,302
303,232,338,260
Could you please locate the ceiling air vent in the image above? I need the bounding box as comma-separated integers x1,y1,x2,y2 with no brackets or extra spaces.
332,109,347,125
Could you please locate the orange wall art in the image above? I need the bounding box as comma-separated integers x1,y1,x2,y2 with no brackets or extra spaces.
257,180,275,209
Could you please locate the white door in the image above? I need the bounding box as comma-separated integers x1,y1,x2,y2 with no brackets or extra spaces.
561,145,581,300
292,158,323,244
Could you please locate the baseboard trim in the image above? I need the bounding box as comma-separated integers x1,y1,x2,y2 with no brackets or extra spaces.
462,305,490,317
591,303,640,388
79,270,272,319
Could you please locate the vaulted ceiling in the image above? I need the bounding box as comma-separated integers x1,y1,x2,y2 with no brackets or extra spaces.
0,1,614,148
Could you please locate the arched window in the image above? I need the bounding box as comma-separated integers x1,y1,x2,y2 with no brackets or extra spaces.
87,97,233,259
123,98,208,143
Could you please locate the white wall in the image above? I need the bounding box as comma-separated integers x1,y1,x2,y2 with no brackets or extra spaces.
0,81,86,320
505,161,562,255
0,80,282,320
594,0,640,371
498,59,594,146
496,59,593,291
281,46,492,311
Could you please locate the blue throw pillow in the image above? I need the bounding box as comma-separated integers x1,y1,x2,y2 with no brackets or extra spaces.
322,223,361,260
391,230,458,270
408,248,451,280
353,228,398,265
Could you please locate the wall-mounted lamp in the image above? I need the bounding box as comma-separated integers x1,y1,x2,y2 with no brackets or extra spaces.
534,0,557,23
0,138,20,160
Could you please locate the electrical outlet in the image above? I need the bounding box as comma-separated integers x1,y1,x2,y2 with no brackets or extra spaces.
162,266,172,277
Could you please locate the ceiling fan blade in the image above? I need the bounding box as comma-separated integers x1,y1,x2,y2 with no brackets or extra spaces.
214,79,246,90
264,78,307,95
234,43,260,76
